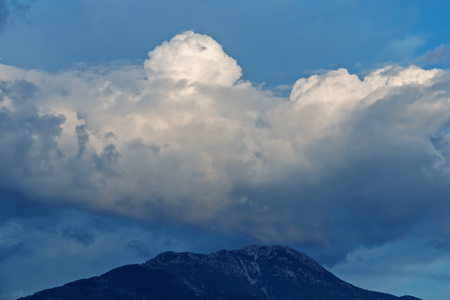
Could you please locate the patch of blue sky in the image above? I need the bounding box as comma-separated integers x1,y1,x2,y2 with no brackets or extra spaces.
1,1,450,86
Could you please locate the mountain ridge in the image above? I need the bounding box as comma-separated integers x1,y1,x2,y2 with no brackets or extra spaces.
19,244,421,300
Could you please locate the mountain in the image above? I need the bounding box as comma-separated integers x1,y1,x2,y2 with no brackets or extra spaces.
19,245,420,300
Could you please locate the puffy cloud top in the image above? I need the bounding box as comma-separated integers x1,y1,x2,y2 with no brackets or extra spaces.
144,31,242,86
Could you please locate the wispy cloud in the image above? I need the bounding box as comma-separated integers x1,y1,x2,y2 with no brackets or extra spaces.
415,44,450,65
0,0,33,32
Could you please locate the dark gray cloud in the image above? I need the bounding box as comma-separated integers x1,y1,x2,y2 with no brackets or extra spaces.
0,242,27,262
94,143,120,171
61,225,95,246
0,80,66,197
124,240,152,258
75,125,89,159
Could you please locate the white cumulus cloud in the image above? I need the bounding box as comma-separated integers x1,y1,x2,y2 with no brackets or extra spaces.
1,31,450,261
144,31,242,86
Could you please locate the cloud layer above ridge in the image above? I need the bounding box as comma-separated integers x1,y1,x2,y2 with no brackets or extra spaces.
2,31,450,261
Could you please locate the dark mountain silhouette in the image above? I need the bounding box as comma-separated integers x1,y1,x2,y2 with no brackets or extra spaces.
19,245,420,300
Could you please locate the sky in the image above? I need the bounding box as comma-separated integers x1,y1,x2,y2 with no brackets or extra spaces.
1,0,450,299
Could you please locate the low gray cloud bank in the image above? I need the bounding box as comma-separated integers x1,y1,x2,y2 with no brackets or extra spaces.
1,31,450,264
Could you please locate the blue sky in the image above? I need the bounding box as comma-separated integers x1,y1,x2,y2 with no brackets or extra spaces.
1,1,450,299
3,0,450,86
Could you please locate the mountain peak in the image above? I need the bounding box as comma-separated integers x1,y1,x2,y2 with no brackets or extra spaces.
19,245,421,300
230,244,323,269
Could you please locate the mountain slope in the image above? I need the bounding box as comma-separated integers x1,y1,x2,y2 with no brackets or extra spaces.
19,245,420,300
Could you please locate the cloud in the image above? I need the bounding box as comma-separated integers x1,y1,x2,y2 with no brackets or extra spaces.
415,44,450,65
2,32,450,266
61,224,95,246
145,31,242,86
124,240,152,258
384,35,425,61
0,0,33,32
0,206,242,298
0,242,27,263
330,224,450,299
